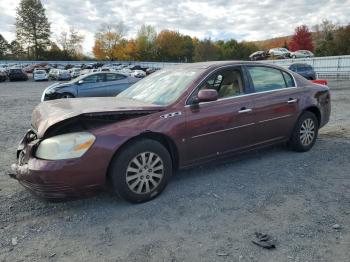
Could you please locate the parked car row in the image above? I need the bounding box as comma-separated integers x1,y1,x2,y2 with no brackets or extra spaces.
250,49,315,61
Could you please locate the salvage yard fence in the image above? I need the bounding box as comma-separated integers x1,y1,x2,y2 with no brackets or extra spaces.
262,55,350,80
1,55,350,79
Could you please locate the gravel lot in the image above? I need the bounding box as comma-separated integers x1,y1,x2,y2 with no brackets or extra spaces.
0,79,349,262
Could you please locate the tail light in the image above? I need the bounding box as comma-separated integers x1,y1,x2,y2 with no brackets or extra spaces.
311,79,328,86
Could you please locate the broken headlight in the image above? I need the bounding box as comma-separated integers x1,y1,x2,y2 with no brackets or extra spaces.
35,132,95,160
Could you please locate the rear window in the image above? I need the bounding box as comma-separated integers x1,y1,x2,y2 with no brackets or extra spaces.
11,69,22,73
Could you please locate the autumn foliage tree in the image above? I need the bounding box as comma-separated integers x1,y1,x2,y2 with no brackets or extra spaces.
289,25,314,51
93,22,126,60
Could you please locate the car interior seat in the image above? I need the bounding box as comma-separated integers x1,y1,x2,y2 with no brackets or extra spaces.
218,71,243,98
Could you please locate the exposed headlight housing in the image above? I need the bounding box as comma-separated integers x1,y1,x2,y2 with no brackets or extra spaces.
35,132,96,160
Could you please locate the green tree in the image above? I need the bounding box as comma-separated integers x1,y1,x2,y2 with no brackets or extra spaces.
181,35,195,62
193,39,220,62
15,0,51,60
8,40,26,59
0,34,9,59
136,25,157,61
333,24,350,55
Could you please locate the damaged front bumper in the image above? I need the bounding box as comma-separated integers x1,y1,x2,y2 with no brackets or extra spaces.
9,129,107,199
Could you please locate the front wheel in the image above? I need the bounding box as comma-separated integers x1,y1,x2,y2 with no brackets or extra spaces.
289,111,319,152
109,139,172,203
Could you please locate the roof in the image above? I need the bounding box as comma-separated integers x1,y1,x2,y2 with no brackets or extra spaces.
170,60,277,70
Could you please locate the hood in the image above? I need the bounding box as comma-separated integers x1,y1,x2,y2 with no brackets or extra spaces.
32,97,164,137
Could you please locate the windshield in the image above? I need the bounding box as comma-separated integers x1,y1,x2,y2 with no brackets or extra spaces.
118,68,201,105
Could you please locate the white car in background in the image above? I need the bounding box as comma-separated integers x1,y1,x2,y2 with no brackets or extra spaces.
269,48,291,58
33,70,49,81
118,68,133,76
132,69,146,78
70,68,81,78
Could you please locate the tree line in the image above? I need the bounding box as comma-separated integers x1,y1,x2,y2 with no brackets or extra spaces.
0,0,86,61
0,0,349,62
92,24,259,62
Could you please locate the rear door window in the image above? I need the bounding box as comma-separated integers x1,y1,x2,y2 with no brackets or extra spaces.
282,71,295,87
83,74,104,83
247,66,287,92
106,73,126,81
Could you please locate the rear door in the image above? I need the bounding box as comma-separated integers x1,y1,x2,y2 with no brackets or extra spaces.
184,66,256,164
106,73,130,96
245,65,303,144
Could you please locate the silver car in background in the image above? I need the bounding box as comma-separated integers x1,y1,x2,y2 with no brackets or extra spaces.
41,72,140,101
291,50,315,58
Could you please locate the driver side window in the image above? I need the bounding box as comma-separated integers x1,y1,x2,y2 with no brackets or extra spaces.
190,67,244,103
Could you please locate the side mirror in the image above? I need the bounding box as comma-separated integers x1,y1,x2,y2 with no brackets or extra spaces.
78,80,84,85
194,89,218,104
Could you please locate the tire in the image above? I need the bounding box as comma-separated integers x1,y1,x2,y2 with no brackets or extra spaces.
289,111,319,152
292,55,296,59
60,93,74,99
109,139,172,203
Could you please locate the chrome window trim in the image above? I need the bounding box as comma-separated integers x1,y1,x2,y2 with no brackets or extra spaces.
184,63,298,107
184,86,298,108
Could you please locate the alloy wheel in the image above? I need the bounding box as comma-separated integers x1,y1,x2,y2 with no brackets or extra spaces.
300,118,315,146
126,152,164,194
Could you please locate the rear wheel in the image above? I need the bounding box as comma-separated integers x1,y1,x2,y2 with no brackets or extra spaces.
109,139,172,203
289,111,318,152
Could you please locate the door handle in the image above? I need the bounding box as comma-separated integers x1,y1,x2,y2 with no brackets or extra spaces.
287,98,298,104
238,108,252,114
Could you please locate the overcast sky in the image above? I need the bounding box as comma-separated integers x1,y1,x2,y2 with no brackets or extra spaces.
0,0,349,55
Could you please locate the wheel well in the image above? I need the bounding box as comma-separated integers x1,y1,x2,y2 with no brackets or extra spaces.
304,106,321,126
106,132,179,179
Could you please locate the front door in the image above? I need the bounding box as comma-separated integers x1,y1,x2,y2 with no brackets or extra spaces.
184,66,256,165
78,73,106,97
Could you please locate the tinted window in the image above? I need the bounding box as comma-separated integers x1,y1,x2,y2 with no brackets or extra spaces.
248,66,287,92
83,74,104,83
106,73,126,81
194,68,243,100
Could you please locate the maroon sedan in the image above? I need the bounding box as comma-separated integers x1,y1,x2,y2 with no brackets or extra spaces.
10,61,331,203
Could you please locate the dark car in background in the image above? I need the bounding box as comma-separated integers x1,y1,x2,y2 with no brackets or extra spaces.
288,63,316,80
11,61,330,203
41,72,140,101
8,68,28,81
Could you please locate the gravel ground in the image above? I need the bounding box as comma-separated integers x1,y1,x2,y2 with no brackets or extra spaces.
0,79,349,262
